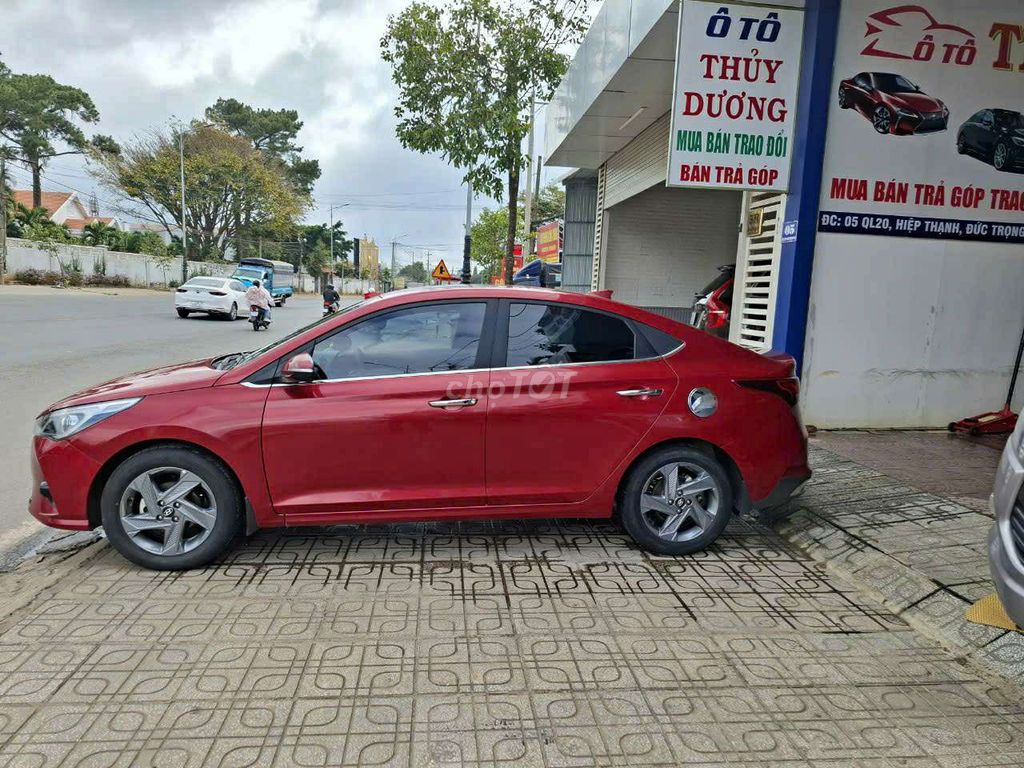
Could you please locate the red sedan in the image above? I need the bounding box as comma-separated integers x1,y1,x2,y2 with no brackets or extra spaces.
29,287,810,570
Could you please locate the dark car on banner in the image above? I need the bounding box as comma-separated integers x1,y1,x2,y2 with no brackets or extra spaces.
957,109,1024,173
838,72,949,136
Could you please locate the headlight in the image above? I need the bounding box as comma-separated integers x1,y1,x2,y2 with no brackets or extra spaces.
34,398,141,440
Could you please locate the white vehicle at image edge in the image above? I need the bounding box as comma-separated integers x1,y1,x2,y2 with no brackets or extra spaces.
174,277,250,320
989,416,1024,627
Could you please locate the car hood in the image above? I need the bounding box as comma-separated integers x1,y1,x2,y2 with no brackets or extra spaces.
887,92,943,112
45,358,223,412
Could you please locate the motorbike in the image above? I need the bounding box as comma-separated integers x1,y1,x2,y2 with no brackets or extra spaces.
249,305,271,331
322,300,340,317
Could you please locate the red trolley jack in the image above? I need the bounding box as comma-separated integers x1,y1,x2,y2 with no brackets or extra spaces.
949,321,1024,436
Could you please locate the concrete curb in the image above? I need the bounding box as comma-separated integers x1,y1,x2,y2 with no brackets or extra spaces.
776,507,1024,681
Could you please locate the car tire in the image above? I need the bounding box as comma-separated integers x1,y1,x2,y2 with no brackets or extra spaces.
838,88,849,109
956,133,968,154
872,105,893,135
618,446,733,556
279,297,287,306
227,302,237,321
100,445,243,571
994,142,1010,171
176,309,190,318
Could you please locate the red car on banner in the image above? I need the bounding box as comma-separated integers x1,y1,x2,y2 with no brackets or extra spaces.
838,72,949,135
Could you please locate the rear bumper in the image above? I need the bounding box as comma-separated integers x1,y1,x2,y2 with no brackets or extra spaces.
756,470,811,509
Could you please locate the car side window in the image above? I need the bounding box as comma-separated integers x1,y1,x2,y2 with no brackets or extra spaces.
982,111,995,128
230,280,245,292
311,302,487,380
505,302,636,367
854,73,870,88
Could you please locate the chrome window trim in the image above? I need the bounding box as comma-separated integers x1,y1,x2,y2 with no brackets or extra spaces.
239,341,685,389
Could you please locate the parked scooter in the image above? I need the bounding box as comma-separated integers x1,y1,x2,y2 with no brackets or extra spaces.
249,305,271,331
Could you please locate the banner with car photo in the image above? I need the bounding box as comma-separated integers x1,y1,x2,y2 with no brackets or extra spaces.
818,0,1024,245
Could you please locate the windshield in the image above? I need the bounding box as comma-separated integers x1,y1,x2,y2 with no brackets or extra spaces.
874,73,918,93
234,267,265,278
210,300,368,370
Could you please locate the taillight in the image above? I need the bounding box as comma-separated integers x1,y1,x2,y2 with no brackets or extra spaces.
738,378,800,406
705,281,731,329
176,288,187,293
209,290,227,296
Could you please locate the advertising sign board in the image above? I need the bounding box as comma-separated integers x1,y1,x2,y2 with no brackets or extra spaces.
667,1,804,191
819,1,1024,244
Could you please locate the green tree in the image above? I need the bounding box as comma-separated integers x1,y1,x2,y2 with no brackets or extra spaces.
382,0,587,284
0,64,119,209
82,220,119,248
398,261,428,283
91,123,307,260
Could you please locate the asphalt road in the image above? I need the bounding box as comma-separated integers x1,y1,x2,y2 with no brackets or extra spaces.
0,286,334,555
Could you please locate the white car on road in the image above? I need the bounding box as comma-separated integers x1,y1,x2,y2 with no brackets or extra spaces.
175,277,250,320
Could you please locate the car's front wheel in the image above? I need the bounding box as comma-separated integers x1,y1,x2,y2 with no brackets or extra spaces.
956,133,968,154
100,446,242,570
838,88,850,109
176,309,190,318
872,105,893,134
619,446,733,556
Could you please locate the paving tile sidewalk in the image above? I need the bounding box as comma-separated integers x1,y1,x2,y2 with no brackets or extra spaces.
779,431,1024,680
2,487,1024,764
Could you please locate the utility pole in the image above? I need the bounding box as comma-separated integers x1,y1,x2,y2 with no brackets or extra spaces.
0,155,7,287
523,93,535,260
178,131,188,283
425,250,432,286
461,183,472,284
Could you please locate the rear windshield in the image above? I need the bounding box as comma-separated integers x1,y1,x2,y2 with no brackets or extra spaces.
184,278,224,288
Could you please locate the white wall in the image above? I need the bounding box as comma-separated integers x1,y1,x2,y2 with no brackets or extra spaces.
802,237,1024,428
602,184,741,316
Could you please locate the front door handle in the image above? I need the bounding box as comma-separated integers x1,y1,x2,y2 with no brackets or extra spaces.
428,398,478,408
617,388,663,398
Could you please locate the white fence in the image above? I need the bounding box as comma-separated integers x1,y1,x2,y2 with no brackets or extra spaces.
1,238,378,294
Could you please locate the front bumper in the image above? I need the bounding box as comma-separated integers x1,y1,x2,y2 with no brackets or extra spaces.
29,436,101,531
989,518,1024,628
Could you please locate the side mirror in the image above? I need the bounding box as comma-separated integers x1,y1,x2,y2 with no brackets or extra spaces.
282,352,317,383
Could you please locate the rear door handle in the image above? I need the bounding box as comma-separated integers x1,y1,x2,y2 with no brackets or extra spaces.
428,398,478,408
617,388,663,398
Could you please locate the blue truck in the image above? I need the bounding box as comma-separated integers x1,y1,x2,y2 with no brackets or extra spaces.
231,258,295,306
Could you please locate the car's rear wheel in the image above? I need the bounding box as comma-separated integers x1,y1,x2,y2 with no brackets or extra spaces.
176,309,189,318
872,105,892,134
227,302,237,321
619,446,733,556
994,142,1010,171
956,133,968,154
100,446,242,570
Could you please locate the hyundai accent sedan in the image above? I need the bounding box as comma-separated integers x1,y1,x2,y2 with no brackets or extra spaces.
30,287,810,570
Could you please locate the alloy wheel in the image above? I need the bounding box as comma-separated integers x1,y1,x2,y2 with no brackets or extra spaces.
838,89,848,108
228,303,237,320
995,143,1008,170
118,467,218,556
639,461,721,543
872,106,891,134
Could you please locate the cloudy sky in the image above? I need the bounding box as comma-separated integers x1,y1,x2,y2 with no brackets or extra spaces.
2,0,563,272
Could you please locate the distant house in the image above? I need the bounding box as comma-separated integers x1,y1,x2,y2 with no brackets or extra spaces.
12,190,121,234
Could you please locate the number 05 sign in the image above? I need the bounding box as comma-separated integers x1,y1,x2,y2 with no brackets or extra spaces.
667,1,804,192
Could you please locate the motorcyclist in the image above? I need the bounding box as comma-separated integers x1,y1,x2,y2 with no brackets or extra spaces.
322,283,340,314
322,284,340,306
245,280,272,323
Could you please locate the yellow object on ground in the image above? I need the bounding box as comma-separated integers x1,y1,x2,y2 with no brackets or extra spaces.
966,593,1021,632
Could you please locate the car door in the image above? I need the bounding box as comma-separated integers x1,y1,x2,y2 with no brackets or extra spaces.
229,280,248,310
261,299,494,520
485,300,678,505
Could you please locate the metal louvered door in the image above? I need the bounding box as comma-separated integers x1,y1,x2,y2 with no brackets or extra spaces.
730,192,785,351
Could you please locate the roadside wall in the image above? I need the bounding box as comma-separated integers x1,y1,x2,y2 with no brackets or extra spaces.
1,239,372,293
